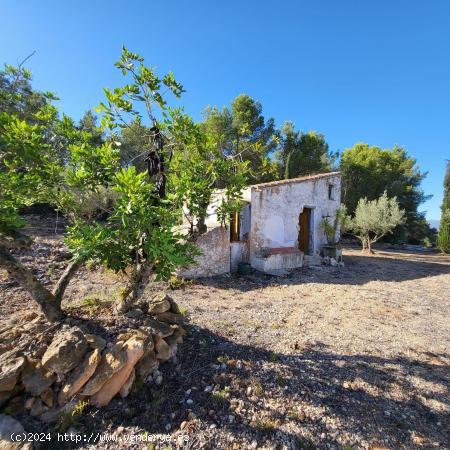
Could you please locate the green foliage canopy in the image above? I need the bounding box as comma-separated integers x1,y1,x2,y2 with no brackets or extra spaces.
340,143,430,244
167,109,248,234
322,206,349,245
280,122,337,179
202,94,279,183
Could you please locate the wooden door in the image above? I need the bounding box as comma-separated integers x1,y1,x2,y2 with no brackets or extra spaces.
230,211,240,242
298,208,311,253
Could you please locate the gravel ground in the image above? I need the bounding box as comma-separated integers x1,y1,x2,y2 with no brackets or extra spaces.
1,215,449,449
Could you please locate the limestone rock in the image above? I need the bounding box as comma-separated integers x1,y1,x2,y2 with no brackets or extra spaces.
82,345,127,396
168,343,178,359
6,396,24,415
0,351,19,368
0,384,22,410
135,349,159,384
167,295,181,314
90,337,144,407
154,336,171,362
58,349,101,406
0,392,12,409
40,388,54,408
0,357,25,392
40,400,77,424
125,308,143,319
154,311,183,325
41,327,88,374
119,368,135,398
22,362,55,396
172,325,186,344
24,398,35,410
117,329,152,347
140,316,174,338
165,335,179,357
0,414,26,450
30,398,48,417
147,293,171,315
85,334,106,351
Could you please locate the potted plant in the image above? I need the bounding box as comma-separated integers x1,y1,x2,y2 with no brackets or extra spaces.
321,206,348,261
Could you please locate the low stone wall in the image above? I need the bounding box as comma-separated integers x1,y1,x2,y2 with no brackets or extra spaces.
0,294,184,424
251,247,304,273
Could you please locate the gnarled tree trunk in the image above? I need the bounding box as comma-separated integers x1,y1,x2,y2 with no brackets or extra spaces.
0,244,82,322
117,263,152,313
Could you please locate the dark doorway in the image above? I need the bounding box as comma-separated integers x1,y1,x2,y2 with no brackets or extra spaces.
298,207,312,254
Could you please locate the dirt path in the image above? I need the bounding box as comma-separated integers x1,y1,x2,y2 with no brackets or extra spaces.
177,249,450,358
162,249,450,449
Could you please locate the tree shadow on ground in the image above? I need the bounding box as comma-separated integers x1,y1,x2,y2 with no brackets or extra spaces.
36,324,449,450
195,250,450,293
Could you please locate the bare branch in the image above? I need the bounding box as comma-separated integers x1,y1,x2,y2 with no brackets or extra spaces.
17,50,36,70
10,51,37,90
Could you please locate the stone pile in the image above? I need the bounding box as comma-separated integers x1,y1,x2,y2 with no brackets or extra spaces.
0,293,185,423
321,256,345,267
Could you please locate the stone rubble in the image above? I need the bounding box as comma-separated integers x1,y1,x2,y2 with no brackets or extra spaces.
0,413,29,450
0,293,184,436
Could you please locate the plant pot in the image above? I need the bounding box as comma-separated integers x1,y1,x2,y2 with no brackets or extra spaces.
237,262,252,276
321,245,343,261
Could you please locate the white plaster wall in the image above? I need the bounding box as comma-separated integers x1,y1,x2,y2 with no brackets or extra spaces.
239,203,251,241
180,190,229,232
249,174,341,265
203,187,252,229
230,241,249,272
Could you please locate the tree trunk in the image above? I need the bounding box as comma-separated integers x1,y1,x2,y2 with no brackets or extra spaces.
117,263,152,313
360,237,367,252
0,245,64,322
53,259,83,305
196,216,207,235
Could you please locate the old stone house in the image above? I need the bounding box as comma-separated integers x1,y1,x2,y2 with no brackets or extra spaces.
181,171,341,277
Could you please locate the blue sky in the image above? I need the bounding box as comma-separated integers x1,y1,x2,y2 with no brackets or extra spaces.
2,1,449,221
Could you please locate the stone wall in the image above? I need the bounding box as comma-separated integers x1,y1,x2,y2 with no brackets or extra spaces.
251,248,304,273
0,294,184,423
179,226,230,278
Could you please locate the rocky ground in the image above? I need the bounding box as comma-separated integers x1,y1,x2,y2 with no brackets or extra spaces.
1,215,449,449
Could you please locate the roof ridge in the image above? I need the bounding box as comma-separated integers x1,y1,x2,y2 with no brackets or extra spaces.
251,171,340,189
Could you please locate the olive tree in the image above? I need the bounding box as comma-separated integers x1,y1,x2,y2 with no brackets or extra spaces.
345,192,405,253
